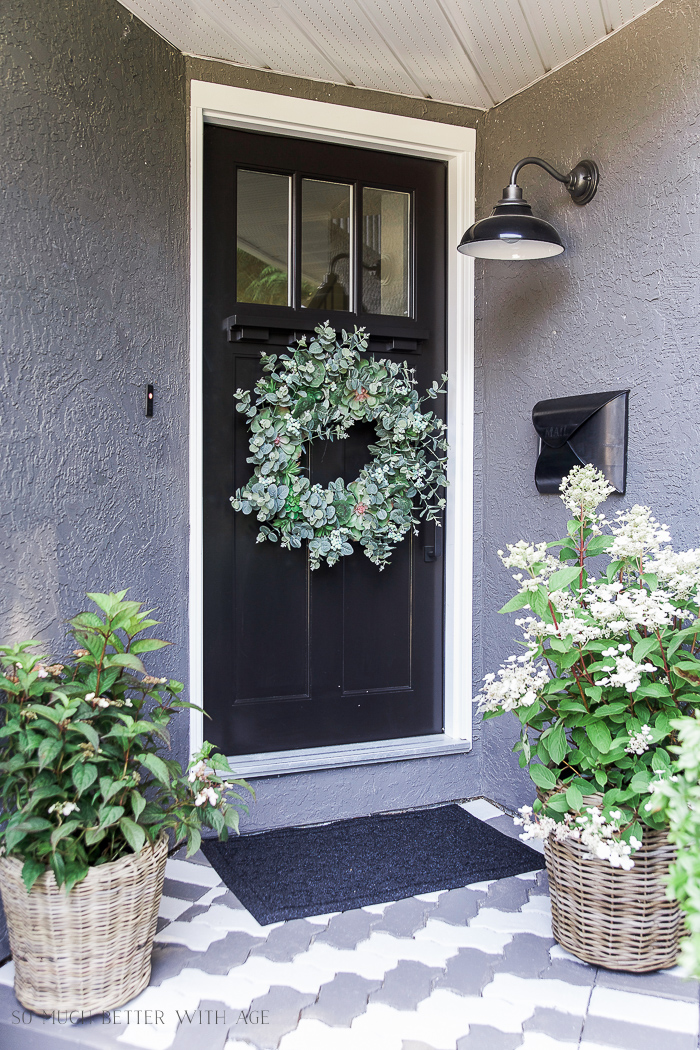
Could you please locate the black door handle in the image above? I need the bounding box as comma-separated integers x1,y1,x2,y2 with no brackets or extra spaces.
423,514,443,563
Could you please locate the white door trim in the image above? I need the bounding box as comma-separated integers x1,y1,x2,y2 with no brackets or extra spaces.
189,80,475,774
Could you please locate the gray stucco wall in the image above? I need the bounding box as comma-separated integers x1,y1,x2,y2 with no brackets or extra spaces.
476,0,700,811
1,0,188,958
0,0,484,958
4,0,695,964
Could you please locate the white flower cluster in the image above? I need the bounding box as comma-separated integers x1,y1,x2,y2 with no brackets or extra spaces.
598,644,655,693
625,724,653,755
498,541,549,572
479,656,548,713
48,801,78,818
85,692,111,708
514,805,576,842
559,464,615,517
188,760,207,784
647,547,700,599
515,804,640,869
194,786,219,807
188,760,220,808
587,581,676,635
609,505,672,561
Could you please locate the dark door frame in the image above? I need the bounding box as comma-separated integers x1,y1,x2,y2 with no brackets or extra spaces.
189,80,476,776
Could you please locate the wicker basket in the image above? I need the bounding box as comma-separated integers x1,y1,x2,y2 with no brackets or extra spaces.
0,832,168,1016
545,825,682,972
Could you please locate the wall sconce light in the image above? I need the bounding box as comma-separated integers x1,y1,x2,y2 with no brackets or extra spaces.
457,156,599,260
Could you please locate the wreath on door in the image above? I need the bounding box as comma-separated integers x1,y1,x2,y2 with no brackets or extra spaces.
230,323,448,569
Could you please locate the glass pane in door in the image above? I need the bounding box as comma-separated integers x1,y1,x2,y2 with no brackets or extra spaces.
362,187,411,316
301,179,352,311
237,170,291,306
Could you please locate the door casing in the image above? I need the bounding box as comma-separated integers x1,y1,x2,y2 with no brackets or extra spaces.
189,80,475,775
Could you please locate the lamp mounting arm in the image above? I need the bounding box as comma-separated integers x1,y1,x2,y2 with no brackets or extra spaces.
505,156,599,206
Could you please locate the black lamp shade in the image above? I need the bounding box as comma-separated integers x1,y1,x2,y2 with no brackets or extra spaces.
457,200,564,260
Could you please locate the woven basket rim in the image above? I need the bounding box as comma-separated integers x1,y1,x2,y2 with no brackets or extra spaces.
0,830,169,891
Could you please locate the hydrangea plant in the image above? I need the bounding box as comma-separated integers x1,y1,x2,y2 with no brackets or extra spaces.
0,591,253,892
480,464,700,869
230,322,448,569
648,713,700,973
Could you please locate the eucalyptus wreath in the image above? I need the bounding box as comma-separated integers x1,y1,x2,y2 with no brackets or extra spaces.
230,322,448,569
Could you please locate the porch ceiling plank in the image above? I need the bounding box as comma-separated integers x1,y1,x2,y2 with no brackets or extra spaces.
276,0,422,94
114,0,665,113
437,0,547,106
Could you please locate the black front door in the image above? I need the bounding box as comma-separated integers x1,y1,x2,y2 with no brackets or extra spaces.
203,125,447,756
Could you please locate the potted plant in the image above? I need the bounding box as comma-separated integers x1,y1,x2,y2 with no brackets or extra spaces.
479,464,699,971
0,590,253,1016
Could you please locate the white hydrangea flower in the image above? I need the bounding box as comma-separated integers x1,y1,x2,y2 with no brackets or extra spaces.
479,658,549,713
597,645,655,693
517,804,639,869
48,801,79,818
646,547,700,599
625,724,653,755
498,540,550,572
609,505,672,561
559,464,614,517
188,760,207,784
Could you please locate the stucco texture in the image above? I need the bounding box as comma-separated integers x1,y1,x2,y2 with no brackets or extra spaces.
475,0,700,810
3,0,700,962
0,0,187,956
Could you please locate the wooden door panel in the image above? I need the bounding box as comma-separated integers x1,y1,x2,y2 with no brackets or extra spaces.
203,124,446,756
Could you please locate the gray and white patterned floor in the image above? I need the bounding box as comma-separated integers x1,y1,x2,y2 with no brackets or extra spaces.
0,799,698,1050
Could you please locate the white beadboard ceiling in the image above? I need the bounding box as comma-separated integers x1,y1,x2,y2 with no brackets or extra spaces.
119,0,664,108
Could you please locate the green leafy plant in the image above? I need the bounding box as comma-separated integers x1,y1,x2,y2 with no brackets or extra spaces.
648,713,700,973
0,591,253,892
479,464,700,868
231,321,448,569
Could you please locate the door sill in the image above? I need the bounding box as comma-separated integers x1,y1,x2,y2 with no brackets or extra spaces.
227,734,472,778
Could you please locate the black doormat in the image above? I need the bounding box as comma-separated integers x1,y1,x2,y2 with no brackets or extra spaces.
200,804,542,925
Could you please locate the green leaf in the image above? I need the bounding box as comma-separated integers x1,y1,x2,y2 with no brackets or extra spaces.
547,722,568,765
585,535,613,557
99,777,124,803
130,639,170,654
107,653,146,673
68,722,100,749
119,817,146,854
38,737,62,771
97,804,124,828
72,762,98,794
498,592,532,614
529,764,557,790
641,573,658,591
548,566,582,592
633,637,659,664
546,793,570,813
85,826,107,846
651,748,671,771
131,791,146,820
21,856,46,892
64,861,90,894
141,752,171,787
51,820,81,848
70,611,106,630
586,721,612,754
529,587,552,620
565,784,584,811
186,827,202,858
673,667,700,688
630,770,653,793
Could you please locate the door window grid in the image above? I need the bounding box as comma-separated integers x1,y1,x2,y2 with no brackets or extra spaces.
235,170,412,317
